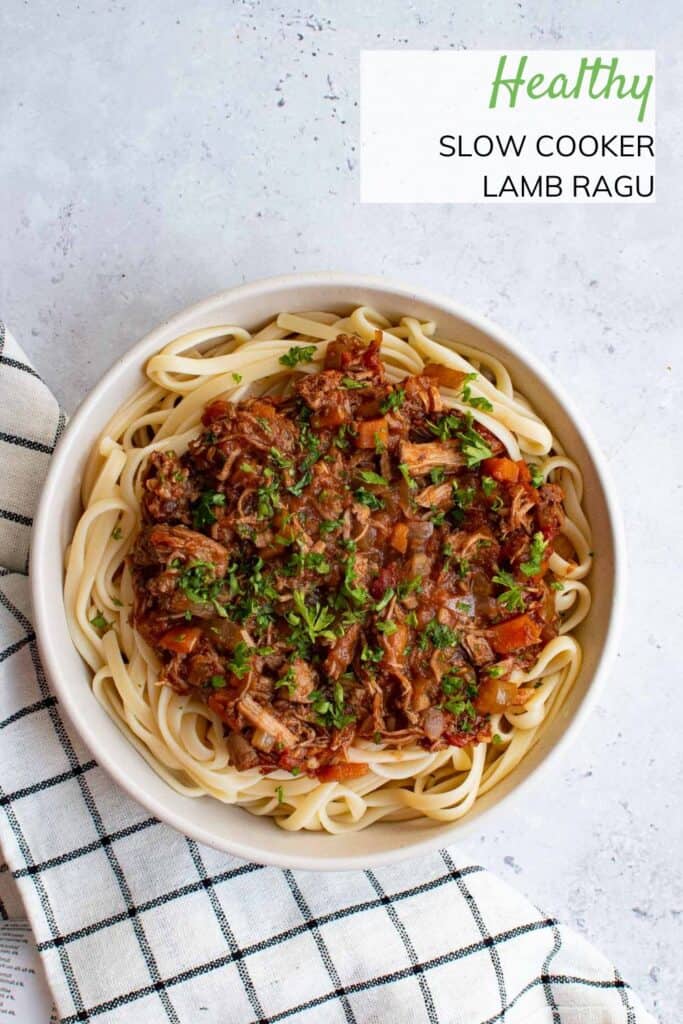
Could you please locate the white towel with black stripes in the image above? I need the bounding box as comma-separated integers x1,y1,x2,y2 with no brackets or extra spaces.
0,321,657,1024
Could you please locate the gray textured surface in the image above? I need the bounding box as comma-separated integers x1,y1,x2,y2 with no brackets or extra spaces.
2,2,681,1021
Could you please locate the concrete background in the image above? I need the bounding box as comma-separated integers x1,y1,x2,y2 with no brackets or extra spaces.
2,2,681,1020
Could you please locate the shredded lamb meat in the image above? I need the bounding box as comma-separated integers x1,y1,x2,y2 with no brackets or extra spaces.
130,332,567,779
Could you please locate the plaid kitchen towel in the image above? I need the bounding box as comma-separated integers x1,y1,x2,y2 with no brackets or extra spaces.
0,322,657,1024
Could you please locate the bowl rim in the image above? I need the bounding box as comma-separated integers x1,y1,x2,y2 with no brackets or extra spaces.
30,271,626,871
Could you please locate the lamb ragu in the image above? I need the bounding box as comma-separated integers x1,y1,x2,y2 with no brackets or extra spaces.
131,333,567,782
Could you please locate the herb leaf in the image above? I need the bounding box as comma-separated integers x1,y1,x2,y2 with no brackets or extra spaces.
529,464,544,488
462,375,494,412
192,490,226,529
227,642,251,678
419,620,459,650
492,570,526,612
355,487,384,510
279,345,317,368
89,610,110,631
310,683,355,730
380,388,405,413
357,469,386,486
520,532,548,577
456,415,493,468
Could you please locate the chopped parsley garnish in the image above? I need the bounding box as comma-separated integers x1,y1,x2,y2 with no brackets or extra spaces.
287,409,322,496
355,487,384,510
529,464,544,488
457,415,493,467
374,587,395,612
89,611,110,631
430,467,445,485
341,554,369,606
227,642,251,678
419,620,459,650
427,413,461,441
376,620,398,636
275,667,296,696
341,376,368,389
232,372,243,384
275,785,285,804
284,551,331,576
398,463,417,490
462,374,494,412
177,561,226,616
256,469,280,519
360,644,383,663
520,532,548,577
111,526,123,541
452,485,475,521
310,682,355,730
192,489,226,529
487,664,506,677
481,475,497,496
380,387,405,413
279,345,317,367
287,591,336,650
440,671,477,729
397,576,423,599
492,571,526,612
320,518,343,534
441,670,475,697
269,447,293,469
550,580,565,591
288,471,312,497
210,675,226,689
333,424,350,450
357,469,386,486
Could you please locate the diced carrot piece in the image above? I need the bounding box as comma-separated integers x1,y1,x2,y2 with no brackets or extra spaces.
313,405,348,429
483,457,519,483
516,460,531,484
158,626,202,655
390,522,409,554
317,762,369,782
423,364,467,390
250,400,276,420
489,615,542,654
202,400,230,425
355,417,389,449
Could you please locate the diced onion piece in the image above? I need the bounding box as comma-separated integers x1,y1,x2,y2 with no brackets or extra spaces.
423,707,446,740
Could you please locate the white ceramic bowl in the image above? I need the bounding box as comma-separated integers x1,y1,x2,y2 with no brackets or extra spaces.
31,273,624,870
